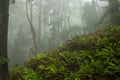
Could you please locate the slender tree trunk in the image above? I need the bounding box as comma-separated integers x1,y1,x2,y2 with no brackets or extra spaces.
66,0,71,28
79,0,86,27
37,0,43,52
0,0,9,80
92,0,99,20
26,0,37,54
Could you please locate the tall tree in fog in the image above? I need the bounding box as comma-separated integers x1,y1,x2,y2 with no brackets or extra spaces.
11,25,31,65
108,0,120,25
37,0,43,52
79,0,85,27
100,0,120,26
26,0,38,54
43,0,72,48
82,2,99,33
0,0,9,80
91,0,100,20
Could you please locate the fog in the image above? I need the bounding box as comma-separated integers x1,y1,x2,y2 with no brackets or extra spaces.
8,0,109,67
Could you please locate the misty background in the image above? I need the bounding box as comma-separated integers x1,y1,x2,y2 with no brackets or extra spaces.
8,0,109,67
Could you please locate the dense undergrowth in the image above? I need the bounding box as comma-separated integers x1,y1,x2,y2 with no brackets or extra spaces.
10,26,120,80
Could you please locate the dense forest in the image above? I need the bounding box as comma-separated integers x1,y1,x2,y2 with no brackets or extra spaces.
0,0,120,80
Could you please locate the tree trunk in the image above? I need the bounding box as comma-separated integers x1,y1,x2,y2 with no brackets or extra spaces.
26,0,38,54
108,0,120,25
0,0,10,80
92,0,100,21
37,0,43,52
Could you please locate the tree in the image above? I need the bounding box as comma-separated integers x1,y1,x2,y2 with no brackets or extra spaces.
43,0,72,48
108,0,120,25
37,0,43,52
26,0,38,54
82,2,98,33
0,0,10,80
91,0,100,20
10,25,31,67
99,0,120,26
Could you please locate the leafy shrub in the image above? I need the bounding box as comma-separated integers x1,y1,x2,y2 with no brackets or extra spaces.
10,65,38,80
10,26,120,80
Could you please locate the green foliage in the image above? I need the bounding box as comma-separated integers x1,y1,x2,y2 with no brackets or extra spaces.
10,26,120,80
10,65,38,80
0,57,9,68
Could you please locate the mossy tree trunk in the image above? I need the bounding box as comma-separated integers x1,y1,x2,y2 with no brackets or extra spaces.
0,0,10,80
